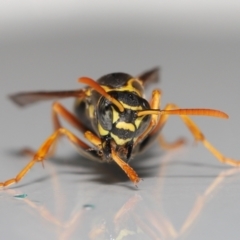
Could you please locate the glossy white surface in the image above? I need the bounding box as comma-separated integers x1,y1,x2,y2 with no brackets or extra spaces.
1,1,240,239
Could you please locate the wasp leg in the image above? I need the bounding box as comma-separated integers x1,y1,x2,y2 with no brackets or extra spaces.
157,135,187,150
17,102,89,159
111,149,141,185
52,101,88,132
0,128,91,188
150,103,174,136
45,101,91,158
150,103,187,149
84,131,140,184
136,90,186,151
51,101,91,157
154,103,240,166
134,89,162,148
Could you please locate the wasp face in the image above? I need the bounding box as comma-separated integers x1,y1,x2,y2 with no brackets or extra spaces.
97,91,151,161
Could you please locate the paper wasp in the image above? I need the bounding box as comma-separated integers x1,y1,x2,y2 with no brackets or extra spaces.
0,67,239,187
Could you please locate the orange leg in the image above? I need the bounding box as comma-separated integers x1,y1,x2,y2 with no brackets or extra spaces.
0,128,91,188
85,131,140,185
52,101,88,132
149,103,187,149
111,149,141,185
134,89,161,147
135,89,186,150
157,134,186,150
150,103,176,136
19,102,88,158
48,101,90,158
153,103,240,166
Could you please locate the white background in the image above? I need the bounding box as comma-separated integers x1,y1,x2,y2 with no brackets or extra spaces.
1,1,240,239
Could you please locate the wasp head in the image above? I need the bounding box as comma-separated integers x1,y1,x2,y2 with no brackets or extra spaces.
79,73,158,162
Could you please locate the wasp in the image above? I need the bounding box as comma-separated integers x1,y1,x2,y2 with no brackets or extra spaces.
0,67,239,187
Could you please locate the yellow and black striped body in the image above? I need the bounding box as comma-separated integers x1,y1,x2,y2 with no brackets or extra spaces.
75,73,153,162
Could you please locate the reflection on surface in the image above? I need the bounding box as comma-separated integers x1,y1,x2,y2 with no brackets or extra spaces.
3,152,240,240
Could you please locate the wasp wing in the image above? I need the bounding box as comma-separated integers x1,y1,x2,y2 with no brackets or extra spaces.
9,89,87,107
138,67,160,86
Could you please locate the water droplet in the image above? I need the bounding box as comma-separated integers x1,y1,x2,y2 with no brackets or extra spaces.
14,193,28,199
83,204,94,210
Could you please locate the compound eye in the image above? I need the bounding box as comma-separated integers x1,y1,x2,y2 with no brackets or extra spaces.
97,98,113,131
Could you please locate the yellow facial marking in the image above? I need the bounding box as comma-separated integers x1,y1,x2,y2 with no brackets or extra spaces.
112,107,120,123
85,88,92,96
115,122,135,132
88,105,95,119
110,133,131,145
134,116,145,128
98,123,109,136
119,101,143,111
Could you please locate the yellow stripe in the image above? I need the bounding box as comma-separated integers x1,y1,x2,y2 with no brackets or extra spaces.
112,107,120,123
99,78,145,110
119,101,143,111
134,116,145,128
101,78,144,97
88,105,95,119
85,88,92,96
98,123,109,136
115,122,135,132
110,133,131,145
